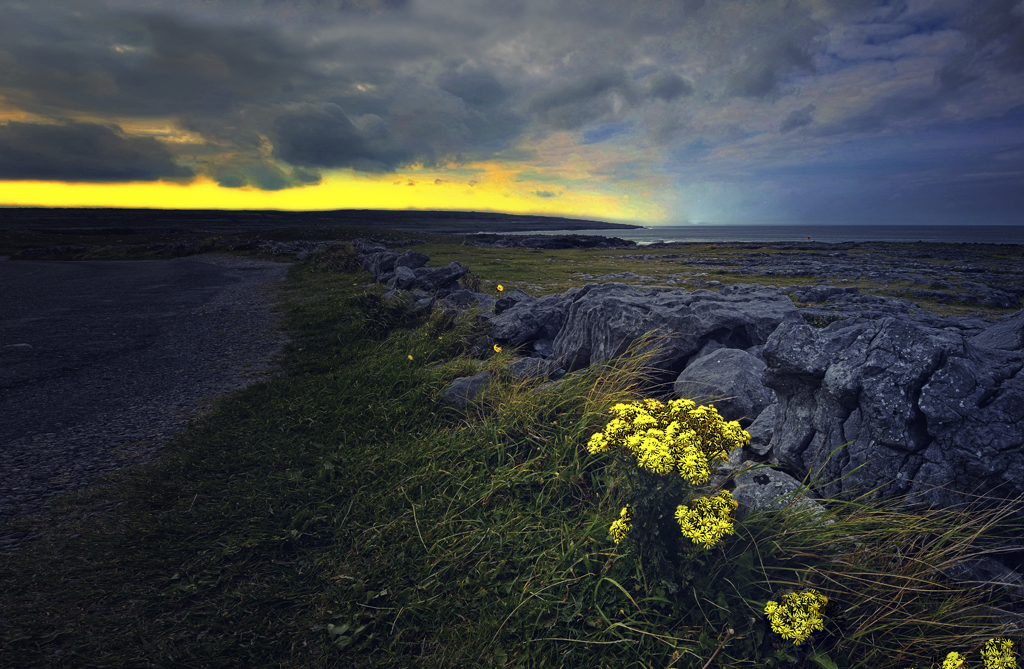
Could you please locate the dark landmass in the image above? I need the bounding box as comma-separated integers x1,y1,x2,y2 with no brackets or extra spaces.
463,233,639,249
0,207,640,235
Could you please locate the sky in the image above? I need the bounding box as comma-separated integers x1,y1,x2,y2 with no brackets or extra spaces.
1,0,1022,226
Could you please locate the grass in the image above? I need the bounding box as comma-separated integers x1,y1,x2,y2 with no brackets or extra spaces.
1,241,1022,668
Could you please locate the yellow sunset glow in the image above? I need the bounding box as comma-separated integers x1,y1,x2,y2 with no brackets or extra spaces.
0,163,663,223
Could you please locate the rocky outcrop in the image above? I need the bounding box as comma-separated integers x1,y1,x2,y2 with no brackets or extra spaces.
548,283,802,376
762,315,1024,508
489,289,583,355
346,237,1024,515
357,245,470,299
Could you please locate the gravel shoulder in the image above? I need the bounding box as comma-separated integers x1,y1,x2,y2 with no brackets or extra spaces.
0,254,292,537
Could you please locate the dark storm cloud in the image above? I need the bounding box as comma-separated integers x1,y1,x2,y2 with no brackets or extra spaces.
779,104,815,133
726,40,816,98
0,8,313,119
209,160,320,190
0,121,192,182
937,0,1024,92
436,69,508,108
270,103,413,171
647,73,693,102
529,71,639,129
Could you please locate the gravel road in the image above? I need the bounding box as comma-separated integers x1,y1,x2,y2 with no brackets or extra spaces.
0,254,292,542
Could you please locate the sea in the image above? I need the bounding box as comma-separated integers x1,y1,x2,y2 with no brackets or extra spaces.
502,225,1024,246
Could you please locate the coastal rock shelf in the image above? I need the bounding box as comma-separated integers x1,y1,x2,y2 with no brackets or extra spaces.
348,238,1024,515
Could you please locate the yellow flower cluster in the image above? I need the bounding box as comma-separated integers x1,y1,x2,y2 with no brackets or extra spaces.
675,490,739,549
764,589,828,645
983,638,1017,669
587,399,749,485
609,505,633,544
943,652,966,669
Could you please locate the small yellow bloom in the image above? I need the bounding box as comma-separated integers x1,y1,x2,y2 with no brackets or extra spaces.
676,490,739,549
408,355,413,360
493,344,502,353
983,638,1017,669
497,284,504,291
943,651,967,669
764,589,828,645
609,505,633,544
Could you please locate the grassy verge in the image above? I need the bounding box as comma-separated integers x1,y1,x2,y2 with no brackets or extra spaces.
1,248,1020,668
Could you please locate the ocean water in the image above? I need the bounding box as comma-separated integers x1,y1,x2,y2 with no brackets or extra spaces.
505,225,1024,246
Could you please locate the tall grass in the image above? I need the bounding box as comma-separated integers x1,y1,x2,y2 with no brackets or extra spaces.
0,255,1019,668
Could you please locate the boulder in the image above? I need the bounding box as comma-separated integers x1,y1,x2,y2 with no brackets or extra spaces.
435,289,498,325
394,250,430,270
673,348,772,424
409,261,468,295
442,371,492,408
551,283,802,376
746,401,777,456
390,265,418,290
971,311,1024,351
489,287,585,347
361,250,399,280
495,288,534,314
762,314,1024,507
437,289,497,312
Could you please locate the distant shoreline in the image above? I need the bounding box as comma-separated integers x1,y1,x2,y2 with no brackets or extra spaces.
0,207,642,235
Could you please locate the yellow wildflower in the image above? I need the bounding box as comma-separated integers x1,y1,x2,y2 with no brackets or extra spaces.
609,505,633,544
983,638,1017,669
408,355,413,360
493,344,502,353
764,589,828,645
497,284,504,291
676,490,738,549
943,652,966,669
587,399,748,484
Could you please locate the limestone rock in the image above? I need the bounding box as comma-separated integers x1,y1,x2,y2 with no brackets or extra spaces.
442,371,492,408
394,250,430,270
731,466,828,520
551,283,802,375
673,348,772,424
746,401,777,456
410,261,468,295
971,311,1024,351
763,314,1024,507
438,289,496,309
361,250,399,280
494,288,534,314
489,288,584,348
